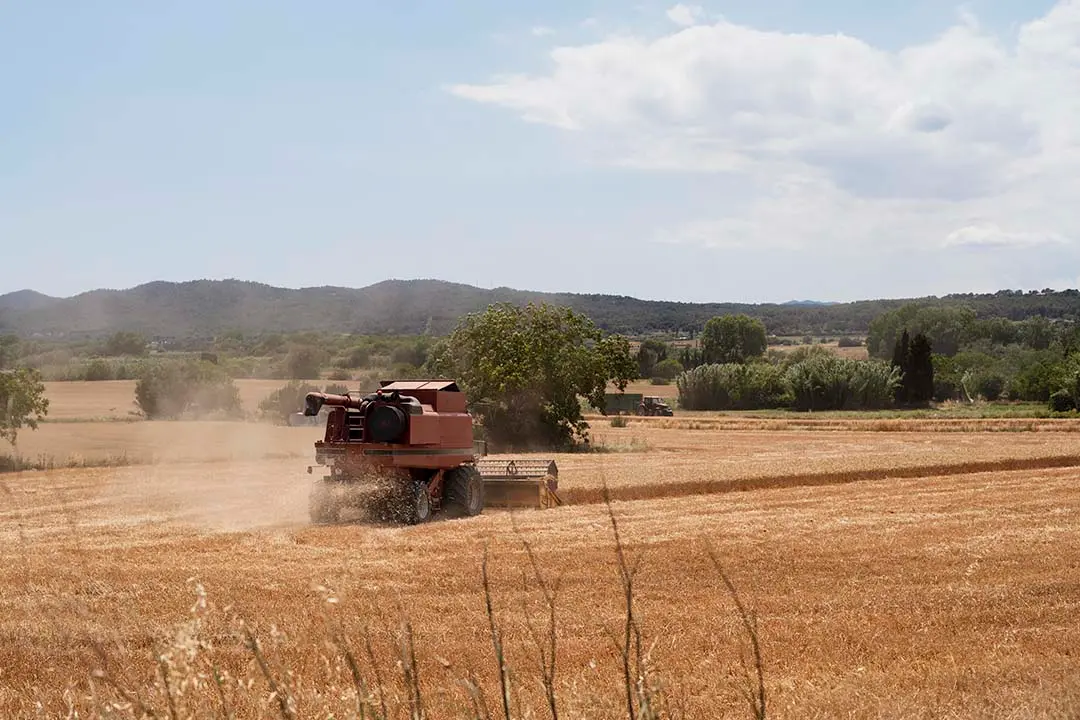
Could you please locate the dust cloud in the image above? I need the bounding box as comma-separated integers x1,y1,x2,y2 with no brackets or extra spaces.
97,423,324,533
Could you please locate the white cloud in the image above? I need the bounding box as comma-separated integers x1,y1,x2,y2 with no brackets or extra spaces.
448,2,1080,263
666,4,704,27
943,222,1068,248
530,25,555,37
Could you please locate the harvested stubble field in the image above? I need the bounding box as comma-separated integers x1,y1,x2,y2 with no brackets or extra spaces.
1,458,1078,718
40,380,324,421
2,384,1080,717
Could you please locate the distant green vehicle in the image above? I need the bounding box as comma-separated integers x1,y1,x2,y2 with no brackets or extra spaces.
600,393,674,416
602,392,643,415
639,396,674,416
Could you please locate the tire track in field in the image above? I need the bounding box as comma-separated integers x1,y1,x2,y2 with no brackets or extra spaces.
556,454,1080,506
584,415,1080,433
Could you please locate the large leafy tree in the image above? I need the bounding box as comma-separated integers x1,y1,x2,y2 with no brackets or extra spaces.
700,314,768,364
0,335,49,445
427,303,636,450
867,303,975,358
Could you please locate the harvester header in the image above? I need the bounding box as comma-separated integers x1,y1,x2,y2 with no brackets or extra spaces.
302,379,560,524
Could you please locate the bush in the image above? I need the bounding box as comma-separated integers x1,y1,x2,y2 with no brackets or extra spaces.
610,415,629,427
327,368,352,381
1005,352,1078,402
962,369,1006,401
652,358,684,380
390,339,431,368
649,377,670,386
676,363,789,411
338,345,371,369
113,362,137,380
933,375,961,402
1049,389,1076,412
837,337,863,348
135,360,243,420
282,346,328,379
786,355,899,411
103,331,148,357
258,380,320,423
83,359,112,381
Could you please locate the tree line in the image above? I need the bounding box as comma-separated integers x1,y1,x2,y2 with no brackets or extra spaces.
4,296,1080,457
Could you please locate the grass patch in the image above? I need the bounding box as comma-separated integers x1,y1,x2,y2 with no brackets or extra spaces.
0,451,136,473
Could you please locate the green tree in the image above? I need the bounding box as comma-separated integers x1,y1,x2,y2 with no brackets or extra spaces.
906,333,935,405
1019,316,1053,350
1,368,49,444
700,314,767,364
338,344,371,369
636,339,670,378
890,330,934,405
677,345,705,371
104,331,148,356
258,380,321,423
83,358,113,381
0,336,49,444
652,357,684,381
283,346,328,379
0,334,19,368
963,368,1006,401
891,329,911,404
867,303,975,358
134,359,242,419
427,303,636,450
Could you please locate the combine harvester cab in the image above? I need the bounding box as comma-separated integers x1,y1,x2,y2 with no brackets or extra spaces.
304,380,559,525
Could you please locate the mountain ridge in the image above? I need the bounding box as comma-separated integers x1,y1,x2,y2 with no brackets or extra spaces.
1,279,1076,339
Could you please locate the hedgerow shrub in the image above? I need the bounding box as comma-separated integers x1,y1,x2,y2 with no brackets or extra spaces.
135,360,242,419
962,368,1006,401
83,359,112,381
1050,389,1076,412
676,363,789,411
258,381,320,423
786,355,899,411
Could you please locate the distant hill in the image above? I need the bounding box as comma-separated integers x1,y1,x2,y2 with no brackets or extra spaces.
1,279,1078,339
0,289,61,313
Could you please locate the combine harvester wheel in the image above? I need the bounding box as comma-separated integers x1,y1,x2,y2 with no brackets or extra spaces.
445,465,485,516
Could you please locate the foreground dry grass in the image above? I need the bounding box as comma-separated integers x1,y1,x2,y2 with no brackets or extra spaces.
1,458,1078,718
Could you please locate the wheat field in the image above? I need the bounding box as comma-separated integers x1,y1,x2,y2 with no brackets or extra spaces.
1,382,1079,717
39,379,327,420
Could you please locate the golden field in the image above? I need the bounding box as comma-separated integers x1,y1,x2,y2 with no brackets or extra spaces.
39,379,327,420
1,381,1079,717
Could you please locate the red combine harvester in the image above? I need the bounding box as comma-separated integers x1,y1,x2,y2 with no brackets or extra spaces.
303,380,560,524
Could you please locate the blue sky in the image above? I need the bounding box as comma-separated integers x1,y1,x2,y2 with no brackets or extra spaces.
1,0,1075,303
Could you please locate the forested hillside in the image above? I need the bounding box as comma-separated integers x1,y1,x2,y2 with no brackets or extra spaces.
1,279,1078,339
